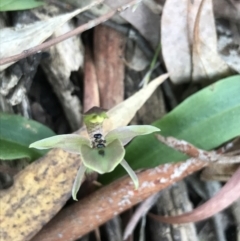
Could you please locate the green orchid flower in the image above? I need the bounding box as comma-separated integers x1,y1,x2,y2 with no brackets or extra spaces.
30,107,160,200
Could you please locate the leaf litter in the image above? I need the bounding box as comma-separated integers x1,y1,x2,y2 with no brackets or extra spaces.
1,0,240,240
161,0,232,84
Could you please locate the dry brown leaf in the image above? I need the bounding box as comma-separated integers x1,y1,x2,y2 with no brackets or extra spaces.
201,163,240,181
42,40,83,128
161,0,191,84
105,0,160,48
33,6,84,131
70,0,160,48
149,166,240,223
125,45,150,71
0,8,88,71
213,0,240,22
83,45,100,112
192,0,230,81
0,74,168,241
161,0,231,83
94,25,125,109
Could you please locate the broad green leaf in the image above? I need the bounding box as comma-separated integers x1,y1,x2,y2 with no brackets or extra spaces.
101,75,240,183
0,113,55,160
81,139,125,174
30,134,91,153
0,0,44,11
105,125,160,146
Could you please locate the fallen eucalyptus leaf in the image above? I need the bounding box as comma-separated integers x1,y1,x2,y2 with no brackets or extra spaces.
192,0,230,82
161,0,231,83
0,8,88,71
0,113,55,160
201,163,239,181
149,166,240,223
35,6,84,130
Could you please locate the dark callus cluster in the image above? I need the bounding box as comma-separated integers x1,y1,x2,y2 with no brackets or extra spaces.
93,133,106,148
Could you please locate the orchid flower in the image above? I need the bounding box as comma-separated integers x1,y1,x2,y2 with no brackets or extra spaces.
30,107,160,200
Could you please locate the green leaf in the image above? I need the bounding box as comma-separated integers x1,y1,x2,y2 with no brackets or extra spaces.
105,125,160,146
81,139,125,174
101,75,240,184
0,113,55,160
0,0,44,11
30,134,91,153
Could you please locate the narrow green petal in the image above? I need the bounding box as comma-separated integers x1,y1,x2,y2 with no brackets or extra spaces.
29,134,91,154
120,159,139,189
105,125,160,146
72,164,87,201
80,139,125,174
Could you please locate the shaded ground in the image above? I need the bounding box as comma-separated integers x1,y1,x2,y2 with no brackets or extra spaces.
0,1,240,241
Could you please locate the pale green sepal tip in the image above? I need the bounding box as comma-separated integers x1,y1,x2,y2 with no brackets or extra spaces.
29,134,91,154
72,164,87,201
105,125,160,146
120,159,139,189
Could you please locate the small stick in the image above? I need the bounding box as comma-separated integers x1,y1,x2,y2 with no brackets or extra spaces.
31,160,206,241
156,134,240,164
0,0,140,66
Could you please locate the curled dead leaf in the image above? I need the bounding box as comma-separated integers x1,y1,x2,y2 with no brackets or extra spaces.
0,8,88,71
149,166,240,223
161,0,231,83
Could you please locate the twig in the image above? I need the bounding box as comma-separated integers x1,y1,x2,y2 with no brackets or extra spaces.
77,11,154,60
123,192,161,240
231,199,240,241
148,135,240,224
104,216,122,241
205,181,227,241
216,137,240,154
81,8,179,111
0,0,140,66
46,0,74,10
156,134,240,164
148,181,198,241
83,45,99,112
31,159,206,241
